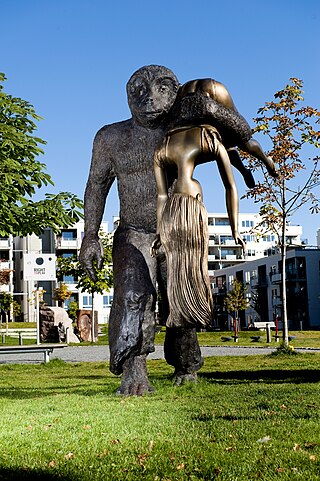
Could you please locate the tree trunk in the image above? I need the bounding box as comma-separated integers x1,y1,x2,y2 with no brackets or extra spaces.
281,185,289,346
281,242,289,345
91,291,96,343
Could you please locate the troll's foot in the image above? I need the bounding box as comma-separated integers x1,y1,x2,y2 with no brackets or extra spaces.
174,371,198,386
116,354,154,396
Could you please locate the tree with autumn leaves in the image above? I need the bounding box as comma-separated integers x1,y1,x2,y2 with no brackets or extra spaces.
224,279,249,335
244,78,319,345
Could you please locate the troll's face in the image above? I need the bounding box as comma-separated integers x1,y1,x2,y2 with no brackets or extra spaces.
127,65,179,128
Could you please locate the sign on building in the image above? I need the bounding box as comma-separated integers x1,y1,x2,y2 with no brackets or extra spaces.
23,254,56,281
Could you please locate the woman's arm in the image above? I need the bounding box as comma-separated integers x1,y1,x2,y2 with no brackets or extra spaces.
150,159,168,257
215,142,246,252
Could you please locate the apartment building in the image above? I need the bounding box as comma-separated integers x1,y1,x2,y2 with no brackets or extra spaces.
13,222,113,324
207,212,302,279
4,212,305,324
0,237,14,316
213,248,320,330
53,221,113,324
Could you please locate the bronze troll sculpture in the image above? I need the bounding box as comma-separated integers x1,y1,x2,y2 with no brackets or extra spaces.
80,65,275,395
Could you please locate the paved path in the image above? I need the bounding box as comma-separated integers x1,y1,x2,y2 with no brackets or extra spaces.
0,344,318,364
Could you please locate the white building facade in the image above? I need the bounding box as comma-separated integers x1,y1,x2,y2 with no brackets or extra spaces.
0,236,14,322
207,212,302,278
0,236,13,295
13,222,114,324
6,213,306,326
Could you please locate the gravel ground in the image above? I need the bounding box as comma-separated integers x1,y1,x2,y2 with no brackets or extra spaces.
0,344,318,364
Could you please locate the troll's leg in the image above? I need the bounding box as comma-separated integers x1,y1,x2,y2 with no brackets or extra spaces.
109,228,157,395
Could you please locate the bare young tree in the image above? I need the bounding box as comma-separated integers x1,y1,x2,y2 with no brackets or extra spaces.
243,78,320,345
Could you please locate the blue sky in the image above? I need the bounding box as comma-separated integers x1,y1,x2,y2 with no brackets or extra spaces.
2,0,320,243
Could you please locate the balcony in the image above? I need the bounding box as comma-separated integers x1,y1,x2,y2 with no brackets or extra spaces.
56,238,80,249
286,270,306,281
272,298,282,307
0,284,10,293
64,283,78,291
252,280,268,288
226,255,237,261
0,239,10,248
271,273,281,284
212,286,226,295
0,261,10,270
224,240,236,246
208,240,217,246
208,254,216,261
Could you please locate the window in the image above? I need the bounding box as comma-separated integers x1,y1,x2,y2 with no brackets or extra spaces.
242,234,249,242
103,295,113,308
243,234,255,243
220,235,234,245
64,295,77,308
242,220,254,228
221,248,236,258
215,218,230,226
262,235,275,242
0,251,9,261
61,230,77,241
83,295,92,308
245,271,250,283
63,275,76,284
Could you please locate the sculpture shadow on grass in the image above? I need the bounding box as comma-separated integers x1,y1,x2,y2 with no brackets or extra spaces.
0,378,120,400
0,467,77,481
199,368,320,384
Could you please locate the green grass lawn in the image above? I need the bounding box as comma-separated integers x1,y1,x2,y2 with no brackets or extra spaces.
0,353,319,480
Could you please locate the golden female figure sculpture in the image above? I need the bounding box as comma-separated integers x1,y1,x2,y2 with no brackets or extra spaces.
151,122,245,329
151,78,277,330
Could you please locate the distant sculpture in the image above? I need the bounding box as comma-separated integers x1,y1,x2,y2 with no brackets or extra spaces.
79,65,275,395
39,306,79,343
76,309,98,342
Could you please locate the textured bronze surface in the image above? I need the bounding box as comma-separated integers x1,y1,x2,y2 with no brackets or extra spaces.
79,66,274,394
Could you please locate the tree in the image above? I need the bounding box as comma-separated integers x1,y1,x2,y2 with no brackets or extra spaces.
57,230,113,340
0,263,20,327
0,292,21,325
224,279,250,333
67,301,79,321
0,72,83,236
244,78,320,345
54,282,72,308
56,230,113,295
0,268,11,285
